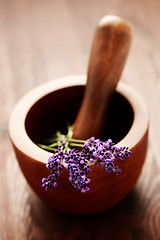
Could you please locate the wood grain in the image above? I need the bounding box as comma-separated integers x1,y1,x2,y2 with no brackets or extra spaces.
0,0,160,239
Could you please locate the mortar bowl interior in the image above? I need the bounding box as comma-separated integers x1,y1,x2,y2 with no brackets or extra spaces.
25,83,133,146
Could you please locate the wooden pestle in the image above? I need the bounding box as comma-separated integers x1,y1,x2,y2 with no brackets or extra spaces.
73,15,132,140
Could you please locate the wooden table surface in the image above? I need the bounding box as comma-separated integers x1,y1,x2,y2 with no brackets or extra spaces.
0,0,160,239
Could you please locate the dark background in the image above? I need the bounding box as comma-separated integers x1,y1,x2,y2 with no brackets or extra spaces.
0,0,160,239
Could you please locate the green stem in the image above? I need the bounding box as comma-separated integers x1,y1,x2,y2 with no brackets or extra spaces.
68,138,85,144
38,144,57,152
69,142,83,148
37,132,86,152
48,142,60,147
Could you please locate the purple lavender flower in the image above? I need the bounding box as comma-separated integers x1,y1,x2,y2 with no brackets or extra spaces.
41,135,132,192
42,150,64,190
42,174,58,190
114,166,122,175
82,137,131,174
64,149,91,192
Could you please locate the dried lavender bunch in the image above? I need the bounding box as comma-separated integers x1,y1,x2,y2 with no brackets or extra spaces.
39,127,132,193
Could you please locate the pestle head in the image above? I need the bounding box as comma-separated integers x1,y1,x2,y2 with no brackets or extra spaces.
98,15,132,27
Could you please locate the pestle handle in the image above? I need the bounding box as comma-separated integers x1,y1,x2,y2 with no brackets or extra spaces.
73,15,132,140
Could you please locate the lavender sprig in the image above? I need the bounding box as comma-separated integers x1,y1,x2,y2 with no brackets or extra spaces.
41,150,64,190
39,128,132,193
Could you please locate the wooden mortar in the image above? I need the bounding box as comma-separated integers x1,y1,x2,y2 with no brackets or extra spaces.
9,75,149,214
